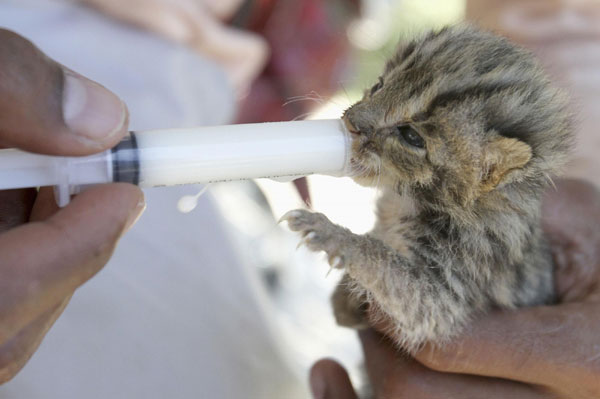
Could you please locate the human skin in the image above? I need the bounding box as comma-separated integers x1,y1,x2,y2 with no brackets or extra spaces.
310,179,600,399
77,0,268,96
0,29,145,383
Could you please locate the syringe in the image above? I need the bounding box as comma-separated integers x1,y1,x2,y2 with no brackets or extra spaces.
0,119,351,206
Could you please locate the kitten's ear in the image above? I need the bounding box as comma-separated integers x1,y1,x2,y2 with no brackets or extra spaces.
480,137,532,193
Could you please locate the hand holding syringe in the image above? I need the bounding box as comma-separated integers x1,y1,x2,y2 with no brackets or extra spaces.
0,32,351,385
0,119,351,206
0,29,150,384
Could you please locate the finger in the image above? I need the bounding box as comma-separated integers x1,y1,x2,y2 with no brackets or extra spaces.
542,179,600,242
0,189,37,233
0,183,145,343
415,304,600,398
28,187,60,222
0,29,127,155
0,295,70,384
541,179,600,301
359,328,406,389
81,0,202,44
309,358,358,399
359,329,549,399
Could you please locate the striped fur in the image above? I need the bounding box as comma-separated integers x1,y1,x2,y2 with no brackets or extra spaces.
333,25,574,351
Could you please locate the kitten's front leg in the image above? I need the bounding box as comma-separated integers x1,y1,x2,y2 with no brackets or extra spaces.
280,209,404,330
279,211,372,328
280,210,362,270
280,209,398,297
281,209,400,288
281,209,469,351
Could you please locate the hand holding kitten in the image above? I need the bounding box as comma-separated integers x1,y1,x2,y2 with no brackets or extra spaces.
310,179,600,399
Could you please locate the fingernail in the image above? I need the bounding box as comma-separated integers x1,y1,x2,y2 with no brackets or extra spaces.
62,70,127,142
310,371,328,399
124,195,146,233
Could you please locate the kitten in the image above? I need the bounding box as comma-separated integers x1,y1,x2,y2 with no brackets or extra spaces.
281,25,573,352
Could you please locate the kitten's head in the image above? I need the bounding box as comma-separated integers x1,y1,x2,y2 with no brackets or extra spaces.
343,25,572,209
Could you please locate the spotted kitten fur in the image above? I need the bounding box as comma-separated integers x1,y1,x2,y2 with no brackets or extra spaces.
282,25,572,351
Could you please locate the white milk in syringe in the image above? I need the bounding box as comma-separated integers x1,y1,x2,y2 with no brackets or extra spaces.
0,119,352,207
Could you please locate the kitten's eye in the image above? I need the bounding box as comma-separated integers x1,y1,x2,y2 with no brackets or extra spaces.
370,77,383,95
397,125,425,148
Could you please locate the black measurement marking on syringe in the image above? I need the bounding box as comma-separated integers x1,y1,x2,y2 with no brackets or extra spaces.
150,174,312,188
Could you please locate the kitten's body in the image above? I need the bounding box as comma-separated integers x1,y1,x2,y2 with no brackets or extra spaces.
283,25,571,351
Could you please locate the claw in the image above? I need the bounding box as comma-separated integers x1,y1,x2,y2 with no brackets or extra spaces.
325,266,334,278
296,231,316,249
326,256,342,276
278,210,302,225
331,256,342,268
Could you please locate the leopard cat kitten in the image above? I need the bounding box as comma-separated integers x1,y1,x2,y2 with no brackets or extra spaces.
282,25,573,352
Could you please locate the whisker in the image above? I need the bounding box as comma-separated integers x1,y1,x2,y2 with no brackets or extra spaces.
282,91,327,108
545,173,557,191
375,157,382,191
282,97,323,107
347,161,369,178
292,111,314,121
338,82,352,103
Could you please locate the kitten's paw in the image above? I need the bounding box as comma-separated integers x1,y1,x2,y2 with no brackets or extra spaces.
280,209,350,269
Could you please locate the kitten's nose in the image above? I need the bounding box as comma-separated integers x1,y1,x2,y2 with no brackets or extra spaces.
343,116,361,136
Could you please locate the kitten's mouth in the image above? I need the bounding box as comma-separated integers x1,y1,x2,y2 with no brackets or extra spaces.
348,151,382,186
349,141,380,180
342,116,383,183
343,117,361,136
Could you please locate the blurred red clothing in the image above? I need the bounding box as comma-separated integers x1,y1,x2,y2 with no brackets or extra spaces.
231,0,359,203
232,0,359,123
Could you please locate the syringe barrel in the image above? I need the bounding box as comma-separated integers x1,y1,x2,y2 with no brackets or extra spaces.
114,119,351,187
0,119,351,206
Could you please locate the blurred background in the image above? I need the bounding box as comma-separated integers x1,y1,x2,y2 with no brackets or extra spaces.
1,0,598,397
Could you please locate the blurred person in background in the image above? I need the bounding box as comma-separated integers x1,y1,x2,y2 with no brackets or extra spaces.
0,0,357,398
310,1,600,398
83,0,360,202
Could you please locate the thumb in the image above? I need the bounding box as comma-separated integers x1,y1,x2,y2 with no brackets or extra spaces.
0,29,127,156
0,183,145,342
310,358,358,399
414,304,600,393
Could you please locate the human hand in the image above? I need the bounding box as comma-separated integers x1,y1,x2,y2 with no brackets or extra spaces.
79,0,268,95
310,179,600,398
0,30,145,383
